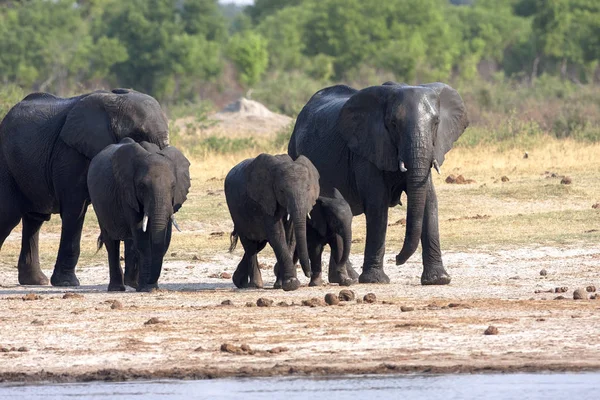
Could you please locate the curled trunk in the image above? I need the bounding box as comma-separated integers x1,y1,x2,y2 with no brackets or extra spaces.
396,167,429,265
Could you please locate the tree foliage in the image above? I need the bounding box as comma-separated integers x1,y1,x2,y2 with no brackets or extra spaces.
0,0,598,104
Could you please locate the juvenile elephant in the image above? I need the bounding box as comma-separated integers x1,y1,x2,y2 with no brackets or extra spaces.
277,190,357,287
304,190,357,287
0,89,169,286
88,139,190,292
225,153,319,291
289,82,468,285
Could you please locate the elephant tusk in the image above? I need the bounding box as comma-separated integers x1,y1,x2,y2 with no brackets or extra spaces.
142,214,148,232
399,161,407,173
286,213,290,222
307,212,311,220
432,159,441,175
171,215,181,232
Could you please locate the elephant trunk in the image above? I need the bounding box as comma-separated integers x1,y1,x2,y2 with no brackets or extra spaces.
335,210,352,267
148,199,170,284
292,209,311,278
396,166,430,265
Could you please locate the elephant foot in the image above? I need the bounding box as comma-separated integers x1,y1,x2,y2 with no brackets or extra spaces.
309,273,323,287
282,277,301,291
18,269,49,286
359,268,390,284
108,283,126,292
273,279,282,289
124,274,138,289
421,267,451,285
50,270,80,287
248,280,264,289
232,269,249,289
329,267,357,286
137,283,158,292
346,262,360,281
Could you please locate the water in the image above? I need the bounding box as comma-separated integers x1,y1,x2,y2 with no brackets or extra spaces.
1,373,598,399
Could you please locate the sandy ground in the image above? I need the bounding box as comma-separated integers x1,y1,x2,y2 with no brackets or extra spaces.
1,244,599,383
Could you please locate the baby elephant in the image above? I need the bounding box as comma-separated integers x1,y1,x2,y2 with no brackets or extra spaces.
88,138,191,292
225,153,320,291
274,189,358,287
304,190,358,286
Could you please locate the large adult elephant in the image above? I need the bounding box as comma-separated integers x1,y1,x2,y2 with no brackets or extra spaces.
288,82,468,285
0,89,169,286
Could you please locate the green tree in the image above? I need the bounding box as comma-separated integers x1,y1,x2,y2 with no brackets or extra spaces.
227,32,269,87
100,0,224,100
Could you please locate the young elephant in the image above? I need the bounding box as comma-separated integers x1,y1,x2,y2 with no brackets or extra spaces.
303,190,358,287
225,153,320,291
274,189,357,287
88,138,191,292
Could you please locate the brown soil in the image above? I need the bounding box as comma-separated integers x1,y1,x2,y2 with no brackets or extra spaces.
2,245,600,383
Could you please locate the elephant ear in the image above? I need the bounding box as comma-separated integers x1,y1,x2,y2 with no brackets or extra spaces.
294,155,320,206
247,154,282,216
159,146,191,213
310,199,328,237
419,83,469,166
338,86,398,172
111,142,147,213
60,93,120,159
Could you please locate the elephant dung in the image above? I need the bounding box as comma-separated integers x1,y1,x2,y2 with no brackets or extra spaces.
586,285,596,293
560,176,572,185
338,290,356,301
256,298,274,307
363,293,377,304
573,288,587,300
302,298,327,307
539,269,548,276
484,326,499,335
400,306,414,312
324,293,340,306
63,292,84,300
22,293,41,301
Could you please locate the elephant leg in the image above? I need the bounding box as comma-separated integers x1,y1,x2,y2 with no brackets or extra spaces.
358,184,391,284
327,235,354,286
17,214,50,285
345,259,360,281
308,241,324,287
0,174,22,255
265,218,299,291
123,239,139,289
104,235,125,292
50,182,90,286
233,252,251,288
248,253,264,289
134,235,155,292
274,222,296,289
420,177,450,285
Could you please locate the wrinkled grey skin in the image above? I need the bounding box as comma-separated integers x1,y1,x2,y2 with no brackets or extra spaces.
288,189,357,287
88,139,190,292
0,89,169,287
289,82,468,285
225,154,320,292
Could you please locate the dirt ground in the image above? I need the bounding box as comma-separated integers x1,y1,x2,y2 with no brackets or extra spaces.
1,244,599,383
1,108,599,382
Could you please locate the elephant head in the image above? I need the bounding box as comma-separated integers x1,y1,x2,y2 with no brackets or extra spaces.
60,89,169,160
112,139,190,287
247,154,320,277
338,82,468,265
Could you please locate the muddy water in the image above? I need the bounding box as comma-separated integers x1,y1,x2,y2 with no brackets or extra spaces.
1,373,599,399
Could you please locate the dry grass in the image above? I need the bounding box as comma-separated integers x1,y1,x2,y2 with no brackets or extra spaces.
1,137,599,274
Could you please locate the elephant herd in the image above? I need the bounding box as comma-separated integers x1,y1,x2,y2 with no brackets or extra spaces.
0,82,468,292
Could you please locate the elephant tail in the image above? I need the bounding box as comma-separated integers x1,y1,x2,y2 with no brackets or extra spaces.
96,234,104,253
229,230,239,253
